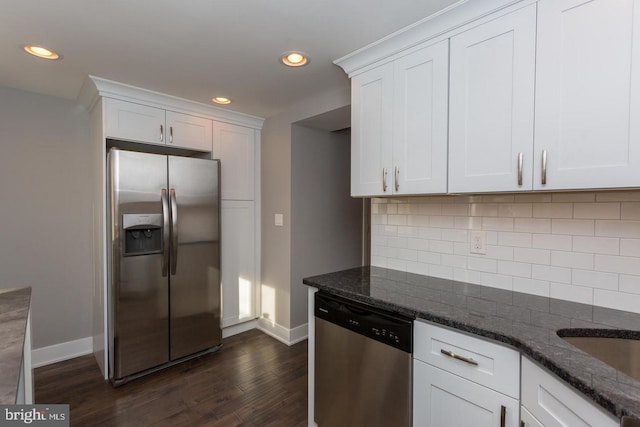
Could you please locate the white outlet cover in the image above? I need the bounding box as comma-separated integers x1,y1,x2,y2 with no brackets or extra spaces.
470,230,486,254
275,213,284,226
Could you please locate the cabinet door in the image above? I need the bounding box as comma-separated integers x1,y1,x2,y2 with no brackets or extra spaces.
104,98,165,144
448,5,536,193
521,406,543,427
165,111,212,152
212,122,255,200
220,200,256,328
393,40,449,195
521,357,618,427
534,0,640,190
351,62,394,197
413,360,519,427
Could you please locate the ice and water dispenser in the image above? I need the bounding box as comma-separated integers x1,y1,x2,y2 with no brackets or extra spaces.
122,213,163,256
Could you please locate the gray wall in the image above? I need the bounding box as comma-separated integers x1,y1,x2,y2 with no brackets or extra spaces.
261,87,351,329
291,125,362,327
0,86,93,349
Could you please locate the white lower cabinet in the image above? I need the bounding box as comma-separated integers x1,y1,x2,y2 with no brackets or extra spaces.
413,320,520,426
220,200,257,328
521,406,543,427
414,360,519,426
521,357,618,427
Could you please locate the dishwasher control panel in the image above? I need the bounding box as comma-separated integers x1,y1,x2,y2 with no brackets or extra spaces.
314,292,413,353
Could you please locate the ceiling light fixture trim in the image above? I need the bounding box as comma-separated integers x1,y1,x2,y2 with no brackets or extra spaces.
211,97,232,105
281,51,309,67
22,45,62,60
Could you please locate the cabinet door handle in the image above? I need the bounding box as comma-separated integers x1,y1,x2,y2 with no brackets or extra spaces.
382,168,387,192
440,349,478,366
500,405,506,427
394,166,399,192
160,124,164,142
520,421,525,427
169,126,173,143
517,152,523,186
541,149,547,185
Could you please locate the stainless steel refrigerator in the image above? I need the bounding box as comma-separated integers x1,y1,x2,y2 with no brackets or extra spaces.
107,148,221,385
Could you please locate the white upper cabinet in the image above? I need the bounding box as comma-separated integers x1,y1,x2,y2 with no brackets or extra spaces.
105,98,166,144
351,62,394,197
165,111,212,152
104,98,212,152
212,122,256,201
533,0,640,190
393,40,449,195
351,40,449,197
448,4,537,193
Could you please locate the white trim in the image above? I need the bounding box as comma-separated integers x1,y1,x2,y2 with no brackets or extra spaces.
32,337,93,368
222,319,258,338
257,317,309,346
78,76,265,130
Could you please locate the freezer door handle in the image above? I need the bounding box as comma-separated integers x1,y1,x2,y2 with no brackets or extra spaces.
170,188,178,275
161,189,170,277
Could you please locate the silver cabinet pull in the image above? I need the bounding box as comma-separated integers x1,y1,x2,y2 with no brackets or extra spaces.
160,124,164,142
169,126,173,143
517,152,523,186
440,349,478,366
500,405,506,427
541,149,547,185
520,422,525,427
394,166,399,192
382,168,387,192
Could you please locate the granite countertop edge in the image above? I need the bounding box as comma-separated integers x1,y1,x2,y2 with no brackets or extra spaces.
303,268,640,422
0,287,32,405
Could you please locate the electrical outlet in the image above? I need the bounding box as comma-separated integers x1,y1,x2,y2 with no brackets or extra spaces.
470,230,486,254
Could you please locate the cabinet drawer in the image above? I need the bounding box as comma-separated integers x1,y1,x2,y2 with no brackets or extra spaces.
521,357,618,427
414,320,519,398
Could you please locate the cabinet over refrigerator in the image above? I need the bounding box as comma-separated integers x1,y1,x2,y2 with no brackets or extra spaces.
107,148,222,385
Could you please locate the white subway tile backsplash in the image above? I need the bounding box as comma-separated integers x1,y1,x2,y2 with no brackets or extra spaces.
550,282,593,305
620,239,640,257
550,251,594,270
371,191,640,312
573,203,620,220
498,232,532,248
532,234,573,251
572,269,618,291
513,277,550,296
532,203,573,218
514,247,551,265
595,220,640,238
514,218,552,233
531,264,571,283
572,236,619,255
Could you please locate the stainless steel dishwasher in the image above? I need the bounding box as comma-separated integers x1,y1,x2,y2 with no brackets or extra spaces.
314,292,413,427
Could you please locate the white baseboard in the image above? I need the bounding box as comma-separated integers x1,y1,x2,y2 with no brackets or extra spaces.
257,317,308,346
32,337,93,368
222,319,258,338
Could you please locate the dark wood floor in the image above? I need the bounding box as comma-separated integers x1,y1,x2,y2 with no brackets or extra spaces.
34,330,308,427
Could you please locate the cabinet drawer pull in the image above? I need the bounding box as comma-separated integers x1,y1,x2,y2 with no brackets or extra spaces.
394,166,399,192
541,149,547,185
500,405,506,427
169,126,173,143
517,152,523,186
520,421,525,427
440,349,478,366
160,124,164,142
382,168,388,192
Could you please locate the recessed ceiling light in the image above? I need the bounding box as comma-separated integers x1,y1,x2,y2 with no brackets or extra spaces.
211,97,231,105
281,51,309,67
22,45,62,60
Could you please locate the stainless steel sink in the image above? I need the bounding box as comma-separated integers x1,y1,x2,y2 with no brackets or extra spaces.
557,330,640,382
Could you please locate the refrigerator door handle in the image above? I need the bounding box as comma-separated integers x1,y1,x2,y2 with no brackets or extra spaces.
170,188,178,275
161,189,170,277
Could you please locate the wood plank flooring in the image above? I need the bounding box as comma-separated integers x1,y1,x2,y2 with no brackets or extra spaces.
34,330,308,427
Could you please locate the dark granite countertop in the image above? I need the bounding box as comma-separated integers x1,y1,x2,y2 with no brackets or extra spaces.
303,266,640,422
0,287,31,404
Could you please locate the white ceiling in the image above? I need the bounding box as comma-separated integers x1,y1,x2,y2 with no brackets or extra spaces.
1,0,458,118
